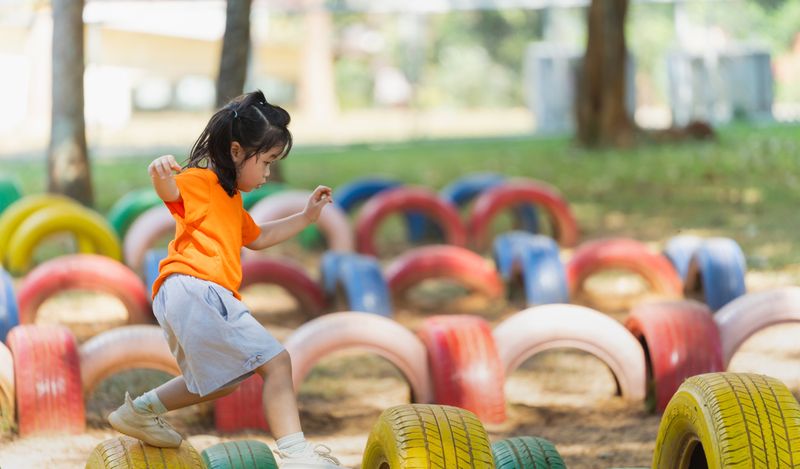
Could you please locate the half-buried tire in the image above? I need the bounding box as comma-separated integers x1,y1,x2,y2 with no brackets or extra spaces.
86,436,204,468
362,404,495,468
491,436,565,469
201,440,278,469
653,372,800,469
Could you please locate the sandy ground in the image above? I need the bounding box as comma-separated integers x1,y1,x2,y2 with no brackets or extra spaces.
1,244,800,469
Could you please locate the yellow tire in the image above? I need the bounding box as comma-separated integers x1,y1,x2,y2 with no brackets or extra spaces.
362,404,495,469
6,204,121,275
653,372,800,469
85,436,203,468
0,194,94,263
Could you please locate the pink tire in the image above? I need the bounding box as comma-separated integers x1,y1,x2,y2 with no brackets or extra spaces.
123,205,174,274
714,287,800,367
493,304,646,401
625,300,723,413
249,191,353,252
384,245,504,300
355,187,466,256
418,315,506,424
79,325,179,395
214,374,269,433
241,257,327,317
565,238,683,298
467,180,579,250
6,324,85,436
284,312,433,403
0,341,14,433
16,254,152,325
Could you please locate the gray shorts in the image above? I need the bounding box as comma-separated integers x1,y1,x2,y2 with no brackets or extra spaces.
152,274,285,396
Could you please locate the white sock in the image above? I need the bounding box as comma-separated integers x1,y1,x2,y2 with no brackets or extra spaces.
276,431,308,455
132,390,168,415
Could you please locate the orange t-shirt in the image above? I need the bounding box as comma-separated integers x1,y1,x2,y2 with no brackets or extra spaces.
151,168,262,300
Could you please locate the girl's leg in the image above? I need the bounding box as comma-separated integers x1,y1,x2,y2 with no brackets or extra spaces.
154,376,240,411
254,350,301,438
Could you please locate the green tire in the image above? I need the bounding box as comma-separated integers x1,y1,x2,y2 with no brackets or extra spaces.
0,177,21,215
201,440,278,469
491,436,565,469
241,183,287,210
106,189,162,238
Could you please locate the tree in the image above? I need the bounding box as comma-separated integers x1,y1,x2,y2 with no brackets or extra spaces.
576,0,635,148
48,0,93,205
216,0,252,108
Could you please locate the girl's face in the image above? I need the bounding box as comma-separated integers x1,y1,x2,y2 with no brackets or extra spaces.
233,144,283,192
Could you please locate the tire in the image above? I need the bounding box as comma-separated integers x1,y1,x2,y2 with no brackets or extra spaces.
106,188,162,238
714,286,800,367
385,245,504,301
201,440,278,469
86,436,204,468
241,257,327,318
0,341,14,434
79,325,179,395
355,187,466,256
123,205,174,274
249,190,354,252
319,252,392,317
214,374,269,433
440,173,539,233
684,237,746,311
653,372,800,469
284,312,433,404
625,300,724,413
417,315,506,424
7,324,84,436
0,267,18,341
467,180,578,251
0,176,21,215
566,237,683,299
0,194,95,266
144,248,168,296
491,436,565,469
492,232,568,306
362,404,495,468
6,204,122,275
493,304,646,401
241,183,287,210
16,254,152,325
662,234,703,281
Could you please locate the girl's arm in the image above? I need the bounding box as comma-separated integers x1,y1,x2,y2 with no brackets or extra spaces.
246,185,332,251
148,154,182,202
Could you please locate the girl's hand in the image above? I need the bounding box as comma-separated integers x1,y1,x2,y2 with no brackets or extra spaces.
303,185,333,222
148,155,182,179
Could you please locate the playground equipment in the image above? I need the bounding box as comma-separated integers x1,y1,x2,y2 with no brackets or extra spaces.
492,231,568,306
320,251,392,316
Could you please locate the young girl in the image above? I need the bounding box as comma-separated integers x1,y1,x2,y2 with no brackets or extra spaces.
108,90,345,468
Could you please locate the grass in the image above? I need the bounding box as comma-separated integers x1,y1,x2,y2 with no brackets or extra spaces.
3,121,800,269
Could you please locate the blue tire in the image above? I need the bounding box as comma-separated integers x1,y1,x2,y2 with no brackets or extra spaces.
320,251,392,316
492,231,568,306
663,234,703,281
0,267,18,342
143,248,168,297
320,251,346,297
688,237,746,311
441,173,539,232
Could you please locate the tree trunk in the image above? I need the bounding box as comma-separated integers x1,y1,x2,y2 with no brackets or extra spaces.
215,0,252,108
576,0,634,148
48,0,92,205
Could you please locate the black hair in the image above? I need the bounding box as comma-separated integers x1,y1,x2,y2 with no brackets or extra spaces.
186,90,293,196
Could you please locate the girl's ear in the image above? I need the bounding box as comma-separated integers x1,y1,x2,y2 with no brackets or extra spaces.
230,141,243,163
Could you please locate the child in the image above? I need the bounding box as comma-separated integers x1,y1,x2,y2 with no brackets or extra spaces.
108,90,344,468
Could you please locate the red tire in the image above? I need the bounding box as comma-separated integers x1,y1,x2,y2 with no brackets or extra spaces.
0,341,14,433
16,254,152,325
493,304,646,401
284,312,433,403
625,300,724,413
467,180,579,250
355,187,466,256
241,257,327,317
565,238,683,298
6,324,85,435
384,245,504,300
417,315,506,424
214,374,269,433
79,325,179,395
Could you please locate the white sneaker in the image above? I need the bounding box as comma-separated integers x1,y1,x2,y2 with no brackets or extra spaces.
107,392,183,448
276,443,346,468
